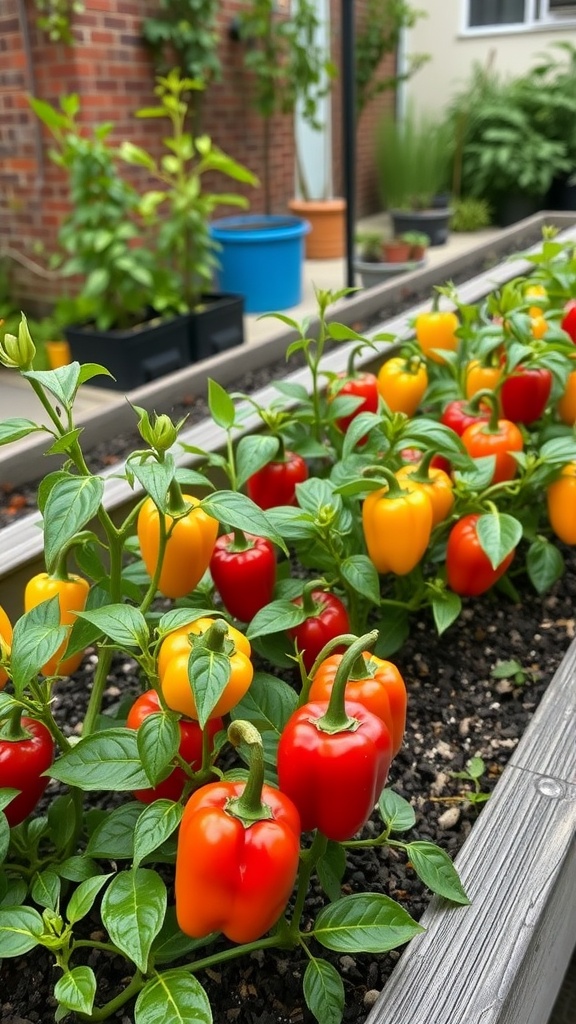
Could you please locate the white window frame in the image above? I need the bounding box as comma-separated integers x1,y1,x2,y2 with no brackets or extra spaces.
462,0,576,35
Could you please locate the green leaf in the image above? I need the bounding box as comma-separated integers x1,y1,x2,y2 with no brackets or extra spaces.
86,802,143,859
303,958,345,1024
431,591,462,635
50,730,150,791
453,455,496,490
133,800,183,870
0,877,27,908
31,870,61,911
43,476,104,573
374,607,409,658
137,713,180,786
231,671,298,733
100,868,166,974
235,434,279,488
527,538,564,594
466,756,485,779
476,512,522,569
54,966,97,1015
47,794,76,853
188,645,231,729
316,841,347,903
134,969,212,1024
246,599,305,639
157,608,217,637
201,491,286,552
407,841,470,904
57,856,103,883
539,435,576,465
208,378,236,429
0,812,10,864
10,598,66,692
66,873,112,925
129,457,175,515
0,418,42,446
340,555,381,604
76,604,149,650
312,893,424,952
0,906,44,956
378,789,416,833
23,363,82,407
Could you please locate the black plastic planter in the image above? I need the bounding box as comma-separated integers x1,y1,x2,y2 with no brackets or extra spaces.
189,293,245,362
65,312,191,392
390,208,452,246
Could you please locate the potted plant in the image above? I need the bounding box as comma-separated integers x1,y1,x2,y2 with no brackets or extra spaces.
354,228,426,287
447,59,574,227
120,69,258,364
400,231,430,260
30,74,257,389
375,106,453,245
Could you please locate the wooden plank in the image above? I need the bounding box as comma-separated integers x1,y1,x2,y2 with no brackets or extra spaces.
366,633,576,1024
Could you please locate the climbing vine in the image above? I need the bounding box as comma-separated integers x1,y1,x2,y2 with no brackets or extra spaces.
34,0,84,44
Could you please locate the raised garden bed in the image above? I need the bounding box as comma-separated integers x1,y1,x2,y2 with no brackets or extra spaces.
0,213,575,1024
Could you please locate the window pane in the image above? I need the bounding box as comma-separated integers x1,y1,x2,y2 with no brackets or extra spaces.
469,0,526,26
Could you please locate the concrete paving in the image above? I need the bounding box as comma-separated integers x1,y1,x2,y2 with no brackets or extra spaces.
0,219,511,436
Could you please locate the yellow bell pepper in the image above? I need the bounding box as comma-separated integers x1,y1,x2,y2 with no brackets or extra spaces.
362,469,433,575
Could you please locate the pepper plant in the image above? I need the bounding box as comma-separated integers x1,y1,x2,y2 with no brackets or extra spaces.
2,227,576,1019
0,316,470,1024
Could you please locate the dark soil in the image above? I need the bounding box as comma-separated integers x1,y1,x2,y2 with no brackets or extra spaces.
1,552,575,1024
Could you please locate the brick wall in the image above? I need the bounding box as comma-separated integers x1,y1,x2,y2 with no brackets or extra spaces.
0,0,396,308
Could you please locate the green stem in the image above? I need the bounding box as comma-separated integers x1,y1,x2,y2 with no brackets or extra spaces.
0,706,28,741
226,721,271,823
315,630,378,733
287,830,328,938
226,429,238,491
184,933,284,975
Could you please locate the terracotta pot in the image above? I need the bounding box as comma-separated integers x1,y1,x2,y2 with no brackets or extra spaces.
288,197,346,259
409,244,427,261
382,240,412,263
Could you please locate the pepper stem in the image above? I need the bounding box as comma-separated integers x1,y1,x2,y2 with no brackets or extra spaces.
405,449,436,484
362,466,405,498
166,478,190,517
225,720,273,826
315,630,379,734
300,578,328,616
467,388,500,432
0,706,29,742
195,618,230,654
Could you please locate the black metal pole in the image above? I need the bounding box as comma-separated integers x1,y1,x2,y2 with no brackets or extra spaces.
341,0,356,291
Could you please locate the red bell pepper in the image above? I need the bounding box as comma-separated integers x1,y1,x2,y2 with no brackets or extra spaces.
0,712,54,827
175,721,301,943
332,371,379,434
561,300,576,343
500,365,553,425
289,583,351,672
246,450,308,510
446,513,516,597
277,631,392,841
126,690,223,804
210,530,276,622
440,399,490,437
460,391,524,484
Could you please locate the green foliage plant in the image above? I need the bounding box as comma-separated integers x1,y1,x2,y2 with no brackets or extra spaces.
119,69,258,314
375,106,451,211
28,94,156,332
450,197,492,233
447,53,575,209
0,314,470,1024
34,0,84,43
141,0,221,126
355,0,430,120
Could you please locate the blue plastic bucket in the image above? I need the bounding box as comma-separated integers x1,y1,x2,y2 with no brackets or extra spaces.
209,215,311,314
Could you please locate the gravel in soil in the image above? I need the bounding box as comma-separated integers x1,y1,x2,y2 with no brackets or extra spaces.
1,553,574,1024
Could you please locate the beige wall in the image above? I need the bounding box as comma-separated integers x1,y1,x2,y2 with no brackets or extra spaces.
403,3,576,117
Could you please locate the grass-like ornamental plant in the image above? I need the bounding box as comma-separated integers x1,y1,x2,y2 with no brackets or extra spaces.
1,227,576,1020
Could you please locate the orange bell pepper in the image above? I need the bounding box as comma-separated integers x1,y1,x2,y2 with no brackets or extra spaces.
547,463,576,545
309,650,407,757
